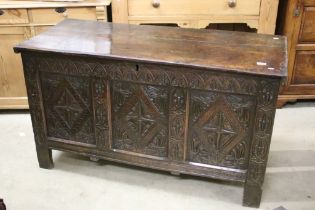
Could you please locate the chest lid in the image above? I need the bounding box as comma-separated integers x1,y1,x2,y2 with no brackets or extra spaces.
14,19,287,78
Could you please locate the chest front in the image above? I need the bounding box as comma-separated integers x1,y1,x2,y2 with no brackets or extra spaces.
24,53,279,171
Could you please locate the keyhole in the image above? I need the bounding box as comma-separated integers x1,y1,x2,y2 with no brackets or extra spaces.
135,64,139,71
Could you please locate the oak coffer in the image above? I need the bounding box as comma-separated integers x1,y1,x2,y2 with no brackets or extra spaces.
14,19,287,208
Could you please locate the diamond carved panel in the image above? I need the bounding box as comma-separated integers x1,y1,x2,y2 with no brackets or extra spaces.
54,85,88,132
189,91,254,169
41,73,95,145
112,82,168,157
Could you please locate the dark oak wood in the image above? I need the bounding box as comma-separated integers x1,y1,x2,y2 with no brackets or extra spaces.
14,19,287,77
278,0,315,107
14,19,287,208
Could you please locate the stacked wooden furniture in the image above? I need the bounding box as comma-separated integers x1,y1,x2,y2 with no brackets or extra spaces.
112,0,279,34
15,19,287,207
277,0,315,107
0,0,110,109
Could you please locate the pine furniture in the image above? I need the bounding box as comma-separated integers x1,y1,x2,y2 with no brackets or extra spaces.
15,19,287,207
0,0,110,109
112,0,279,34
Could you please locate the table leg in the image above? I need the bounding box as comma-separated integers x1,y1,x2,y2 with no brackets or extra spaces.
243,182,262,207
36,145,54,169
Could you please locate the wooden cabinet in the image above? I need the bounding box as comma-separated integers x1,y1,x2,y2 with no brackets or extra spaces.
112,0,279,34
278,0,315,107
0,27,30,108
0,0,110,109
298,6,315,43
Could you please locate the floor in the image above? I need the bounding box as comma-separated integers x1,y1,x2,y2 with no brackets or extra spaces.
0,102,314,210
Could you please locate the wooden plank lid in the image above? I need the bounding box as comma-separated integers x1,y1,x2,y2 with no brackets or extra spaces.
14,19,287,77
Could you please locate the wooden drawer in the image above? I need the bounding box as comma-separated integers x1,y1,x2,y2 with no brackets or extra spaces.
128,0,261,16
0,9,29,24
299,7,315,43
31,7,97,24
293,51,315,84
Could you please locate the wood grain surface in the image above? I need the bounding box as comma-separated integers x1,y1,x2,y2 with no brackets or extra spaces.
14,19,287,78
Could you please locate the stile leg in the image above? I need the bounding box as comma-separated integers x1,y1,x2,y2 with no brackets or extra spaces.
241,80,280,207
36,145,54,169
243,182,262,208
242,146,269,208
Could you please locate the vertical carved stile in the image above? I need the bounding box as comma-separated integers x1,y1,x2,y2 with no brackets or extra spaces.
107,81,112,150
243,79,280,207
168,88,187,161
93,78,109,149
183,90,190,161
22,53,54,169
22,54,46,145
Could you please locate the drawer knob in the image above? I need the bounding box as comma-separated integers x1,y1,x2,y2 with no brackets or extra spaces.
55,7,67,14
0,10,4,16
152,0,160,8
228,0,237,8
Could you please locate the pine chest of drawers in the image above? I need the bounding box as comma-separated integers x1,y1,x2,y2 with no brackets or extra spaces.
0,0,110,109
112,0,279,34
14,19,287,208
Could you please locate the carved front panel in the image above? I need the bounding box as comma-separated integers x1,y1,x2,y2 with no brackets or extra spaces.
41,72,95,145
112,81,169,158
188,91,255,169
29,53,279,172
